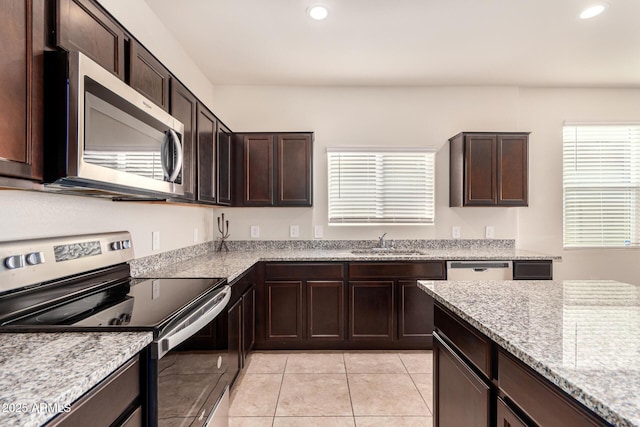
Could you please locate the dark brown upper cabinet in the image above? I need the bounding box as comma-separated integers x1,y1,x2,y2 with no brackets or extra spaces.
217,123,232,206
129,40,170,111
197,103,217,204
0,0,44,184
169,79,197,200
449,132,529,207
55,0,126,80
234,132,313,207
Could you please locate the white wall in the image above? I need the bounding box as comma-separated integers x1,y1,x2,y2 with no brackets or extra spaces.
210,86,520,241
0,191,215,258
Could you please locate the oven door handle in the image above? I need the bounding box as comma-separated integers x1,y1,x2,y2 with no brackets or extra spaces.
156,285,231,359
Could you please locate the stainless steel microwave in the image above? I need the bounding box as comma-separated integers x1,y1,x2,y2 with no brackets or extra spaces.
44,51,185,198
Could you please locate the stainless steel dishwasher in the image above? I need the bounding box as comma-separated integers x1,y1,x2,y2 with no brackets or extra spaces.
446,261,513,280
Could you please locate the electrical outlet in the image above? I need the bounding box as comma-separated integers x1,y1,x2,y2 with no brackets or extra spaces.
193,228,199,243
485,226,495,239
452,226,461,239
152,280,160,300
152,231,160,250
290,225,299,238
250,225,260,238
314,225,323,239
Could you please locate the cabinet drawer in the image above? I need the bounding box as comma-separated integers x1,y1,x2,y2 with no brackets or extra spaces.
265,263,344,280
348,262,445,279
512,261,553,280
49,356,140,426
498,350,607,427
434,305,491,377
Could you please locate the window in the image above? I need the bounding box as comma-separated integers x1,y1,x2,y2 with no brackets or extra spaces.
563,124,640,248
327,147,435,225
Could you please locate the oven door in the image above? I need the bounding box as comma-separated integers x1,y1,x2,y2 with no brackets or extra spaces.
152,286,231,427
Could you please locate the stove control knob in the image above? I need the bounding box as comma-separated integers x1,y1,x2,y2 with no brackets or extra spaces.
122,240,131,249
110,241,122,251
25,252,45,266
4,255,25,270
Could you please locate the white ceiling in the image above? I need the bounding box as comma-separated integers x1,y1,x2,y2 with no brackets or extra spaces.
145,0,640,87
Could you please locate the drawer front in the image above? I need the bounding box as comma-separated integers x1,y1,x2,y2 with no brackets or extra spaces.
498,350,607,427
49,356,140,426
434,305,491,377
512,261,553,280
349,262,445,279
265,263,344,280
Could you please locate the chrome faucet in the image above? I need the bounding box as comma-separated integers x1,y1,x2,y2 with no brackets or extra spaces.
377,233,387,248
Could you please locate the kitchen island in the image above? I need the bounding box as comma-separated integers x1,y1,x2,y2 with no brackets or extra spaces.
418,279,640,426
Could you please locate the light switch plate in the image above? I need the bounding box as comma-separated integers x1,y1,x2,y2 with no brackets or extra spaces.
152,280,160,299
485,226,495,239
250,225,260,238
314,225,323,239
193,228,199,243
452,226,461,239
152,231,160,250
290,225,299,238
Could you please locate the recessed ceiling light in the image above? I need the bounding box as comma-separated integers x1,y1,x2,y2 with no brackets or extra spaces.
307,5,329,20
579,3,608,19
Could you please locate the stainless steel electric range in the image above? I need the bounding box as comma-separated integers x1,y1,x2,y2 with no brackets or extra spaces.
0,231,230,427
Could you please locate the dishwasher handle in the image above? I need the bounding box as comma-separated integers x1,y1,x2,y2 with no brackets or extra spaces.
447,261,512,269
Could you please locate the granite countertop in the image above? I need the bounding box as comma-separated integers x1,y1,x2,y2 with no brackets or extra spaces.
0,331,153,427
418,279,640,427
134,247,559,282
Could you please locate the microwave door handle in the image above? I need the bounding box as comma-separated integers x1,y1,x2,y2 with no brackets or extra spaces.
167,129,183,183
158,285,231,358
161,132,171,181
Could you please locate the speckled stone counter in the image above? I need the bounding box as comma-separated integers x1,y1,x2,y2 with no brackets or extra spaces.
133,246,558,282
418,279,640,426
0,332,152,427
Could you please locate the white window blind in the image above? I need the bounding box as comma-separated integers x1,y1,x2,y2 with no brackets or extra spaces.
327,148,435,225
563,124,640,248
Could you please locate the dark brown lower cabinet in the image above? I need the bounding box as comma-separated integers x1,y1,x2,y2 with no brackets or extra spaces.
349,281,394,340
308,281,344,340
242,285,256,364
228,298,242,385
512,260,553,280
255,261,443,350
265,281,303,341
49,354,142,426
398,280,434,343
434,332,490,427
434,303,611,427
497,398,528,427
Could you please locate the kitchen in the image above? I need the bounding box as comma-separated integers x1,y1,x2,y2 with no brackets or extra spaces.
0,0,639,426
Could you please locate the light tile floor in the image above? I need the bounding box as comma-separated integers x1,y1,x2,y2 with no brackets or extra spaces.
229,351,433,427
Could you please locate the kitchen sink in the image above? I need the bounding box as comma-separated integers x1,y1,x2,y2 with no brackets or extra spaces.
350,249,423,255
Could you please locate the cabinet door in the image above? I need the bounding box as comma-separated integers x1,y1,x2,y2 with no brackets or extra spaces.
276,133,312,206
0,0,44,182
465,134,497,206
242,286,256,362
398,281,433,344
169,79,196,200
242,134,274,206
197,104,217,203
496,398,529,427
497,134,528,206
56,0,126,79
129,40,170,111
349,281,394,340
265,281,303,341
308,281,344,340
217,124,232,205
228,299,242,386
434,332,490,427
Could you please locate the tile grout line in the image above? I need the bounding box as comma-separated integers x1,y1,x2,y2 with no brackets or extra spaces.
271,354,289,425
343,352,357,425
